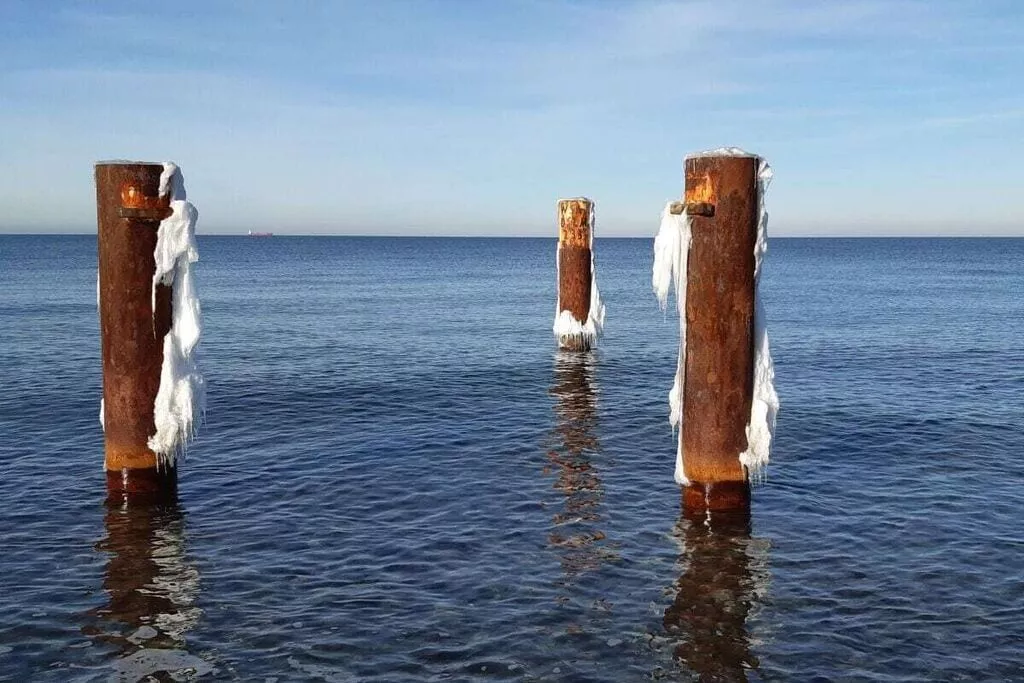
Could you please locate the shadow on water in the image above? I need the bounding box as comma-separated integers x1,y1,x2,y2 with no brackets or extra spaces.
662,511,770,682
82,497,212,680
545,350,613,579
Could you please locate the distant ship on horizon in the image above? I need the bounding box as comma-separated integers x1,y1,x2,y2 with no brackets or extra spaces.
247,230,273,237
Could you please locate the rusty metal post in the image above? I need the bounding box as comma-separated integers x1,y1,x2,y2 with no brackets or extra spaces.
679,154,759,514
96,162,175,501
556,198,593,351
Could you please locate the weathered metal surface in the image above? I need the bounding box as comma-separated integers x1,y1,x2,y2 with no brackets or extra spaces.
104,467,177,500
556,198,593,352
685,202,715,217
682,480,751,514
668,200,715,217
96,162,175,500
558,246,592,321
119,206,172,221
558,198,591,250
680,155,758,512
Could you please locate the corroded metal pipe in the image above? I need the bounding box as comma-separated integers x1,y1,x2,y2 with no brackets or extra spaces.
680,155,759,514
96,162,176,501
556,198,593,351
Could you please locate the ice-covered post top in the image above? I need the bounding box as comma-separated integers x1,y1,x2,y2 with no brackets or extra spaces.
652,149,778,514
553,197,605,351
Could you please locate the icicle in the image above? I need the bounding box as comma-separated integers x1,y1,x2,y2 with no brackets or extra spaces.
652,203,691,485
739,158,779,480
553,202,605,349
147,162,205,466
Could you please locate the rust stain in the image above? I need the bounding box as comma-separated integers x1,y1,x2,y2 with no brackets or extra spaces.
119,181,171,220
685,171,715,206
558,198,591,249
119,181,169,212
120,184,144,208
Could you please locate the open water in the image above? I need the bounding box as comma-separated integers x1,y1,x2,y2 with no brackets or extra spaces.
1,235,1022,682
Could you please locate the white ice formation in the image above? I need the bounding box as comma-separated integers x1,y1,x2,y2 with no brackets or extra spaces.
147,162,205,466
742,155,779,480
653,203,692,485
553,202,606,349
652,149,778,484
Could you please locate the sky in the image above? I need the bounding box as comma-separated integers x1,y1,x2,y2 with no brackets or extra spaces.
1,0,1022,236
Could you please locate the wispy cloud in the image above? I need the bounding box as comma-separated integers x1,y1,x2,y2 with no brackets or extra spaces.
1,0,1022,234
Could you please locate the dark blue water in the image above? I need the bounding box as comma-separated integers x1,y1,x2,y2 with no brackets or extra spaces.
1,235,1022,682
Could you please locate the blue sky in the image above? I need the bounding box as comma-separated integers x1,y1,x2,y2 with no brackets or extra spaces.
1,0,1022,235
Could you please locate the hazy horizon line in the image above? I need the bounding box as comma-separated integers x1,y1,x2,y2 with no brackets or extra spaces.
2,231,1022,239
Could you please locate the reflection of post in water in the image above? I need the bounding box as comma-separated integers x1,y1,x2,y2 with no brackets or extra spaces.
84,499,202,656
546,351,608,576
663,511,768,681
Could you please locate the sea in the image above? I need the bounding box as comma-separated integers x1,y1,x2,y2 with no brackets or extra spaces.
1,235,1022,682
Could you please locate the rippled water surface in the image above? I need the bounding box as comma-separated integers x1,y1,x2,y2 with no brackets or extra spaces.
1,235,1023,681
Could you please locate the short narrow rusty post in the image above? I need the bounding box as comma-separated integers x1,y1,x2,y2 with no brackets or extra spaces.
96,162,175,501
556,198,593,351
681,155,759,514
